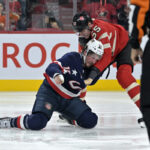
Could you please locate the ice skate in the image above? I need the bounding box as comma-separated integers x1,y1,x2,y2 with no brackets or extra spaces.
0,117,11,128
138,118,145,128
58,114,76,125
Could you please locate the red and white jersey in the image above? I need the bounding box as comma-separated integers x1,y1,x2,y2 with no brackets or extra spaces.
91,19,129,72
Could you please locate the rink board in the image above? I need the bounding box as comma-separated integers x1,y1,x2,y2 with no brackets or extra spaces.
0,79,140,91
0,32,142,91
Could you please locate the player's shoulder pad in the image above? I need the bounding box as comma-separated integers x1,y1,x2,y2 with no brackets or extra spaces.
65,51,81,58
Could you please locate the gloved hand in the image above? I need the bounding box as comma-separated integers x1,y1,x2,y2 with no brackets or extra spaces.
84,78,93,85
131,48,143,64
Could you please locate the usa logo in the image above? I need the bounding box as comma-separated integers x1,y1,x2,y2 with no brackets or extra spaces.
45,102,52,110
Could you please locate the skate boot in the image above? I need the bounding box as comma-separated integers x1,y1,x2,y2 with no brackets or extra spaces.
0,117,11,128
58,114,76,125
138,117,145,128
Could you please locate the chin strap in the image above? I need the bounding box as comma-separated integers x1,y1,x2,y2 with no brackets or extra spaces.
81,50,87,65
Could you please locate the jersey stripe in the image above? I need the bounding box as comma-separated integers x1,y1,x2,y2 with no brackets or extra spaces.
53,61,65,73
17,116,21,129
130,0,150,43
103,43,111,49
132,93,140,103
125,82,139,92
44,73,81,99
112,30,117,56
20,115,26,129
98,32,108,40
129,5,136,35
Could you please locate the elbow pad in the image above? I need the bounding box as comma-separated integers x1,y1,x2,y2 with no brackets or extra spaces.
88,67,101,80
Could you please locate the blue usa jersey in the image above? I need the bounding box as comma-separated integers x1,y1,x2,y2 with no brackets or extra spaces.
44,52,86,99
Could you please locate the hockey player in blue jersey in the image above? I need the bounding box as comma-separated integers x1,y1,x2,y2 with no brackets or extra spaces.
0,39,104,130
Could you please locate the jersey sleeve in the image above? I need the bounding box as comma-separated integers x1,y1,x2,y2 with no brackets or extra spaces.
46,52,81,78
45,61,64,78
79,87,87,100
95,36,112,72
92,28,112,72
130,0,149,48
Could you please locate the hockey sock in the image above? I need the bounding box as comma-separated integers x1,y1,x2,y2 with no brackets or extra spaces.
11,113,48,130
11,114,29,129
117,64,140,108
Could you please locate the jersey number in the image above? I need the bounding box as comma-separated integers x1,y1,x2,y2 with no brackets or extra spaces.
92,25,101,38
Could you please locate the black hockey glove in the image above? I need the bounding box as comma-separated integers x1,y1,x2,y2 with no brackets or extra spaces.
84,67,101,85
88,67,101,80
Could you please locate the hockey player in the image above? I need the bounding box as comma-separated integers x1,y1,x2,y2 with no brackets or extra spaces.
72,12,141,115
0,39,104,130
130,0,150,139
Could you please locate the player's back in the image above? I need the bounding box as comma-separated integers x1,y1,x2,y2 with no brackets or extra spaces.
92,19,129,55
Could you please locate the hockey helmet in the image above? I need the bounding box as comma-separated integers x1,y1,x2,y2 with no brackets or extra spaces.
72,12,92,32
85,39,104,56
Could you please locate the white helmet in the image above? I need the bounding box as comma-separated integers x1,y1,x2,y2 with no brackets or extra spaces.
86,39,104,56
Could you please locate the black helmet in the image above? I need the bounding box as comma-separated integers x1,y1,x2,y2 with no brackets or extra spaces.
72,12,92,32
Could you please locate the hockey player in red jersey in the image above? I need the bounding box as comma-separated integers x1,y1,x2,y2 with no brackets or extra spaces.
72,12,141,112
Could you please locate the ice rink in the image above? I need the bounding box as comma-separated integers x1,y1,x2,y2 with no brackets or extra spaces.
0,91,149,150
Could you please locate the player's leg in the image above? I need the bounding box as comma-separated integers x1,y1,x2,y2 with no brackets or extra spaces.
0,80,58,130
11,113,49,130
60,98,98,129
116,42,140,108
76,109,98,128
115,42,144,127
117,64,140,107
0,113,49,130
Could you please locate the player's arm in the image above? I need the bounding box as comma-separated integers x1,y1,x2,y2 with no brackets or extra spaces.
86,33,112,84
130,0,149,64
46,61,65,84
130,0,149,47
46,52,80,84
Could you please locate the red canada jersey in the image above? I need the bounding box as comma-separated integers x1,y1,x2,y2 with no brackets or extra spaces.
91,19,129,72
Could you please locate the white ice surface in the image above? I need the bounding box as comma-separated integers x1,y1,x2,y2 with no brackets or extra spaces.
0,91,149,150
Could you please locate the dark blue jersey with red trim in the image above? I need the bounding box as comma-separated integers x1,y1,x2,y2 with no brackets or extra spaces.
44,52,86,99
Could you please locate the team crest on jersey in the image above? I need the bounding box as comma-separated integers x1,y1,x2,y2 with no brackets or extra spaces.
45,102,52,110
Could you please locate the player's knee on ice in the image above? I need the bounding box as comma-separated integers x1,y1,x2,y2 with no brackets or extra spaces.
28,113,48,130
76,109,98,129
